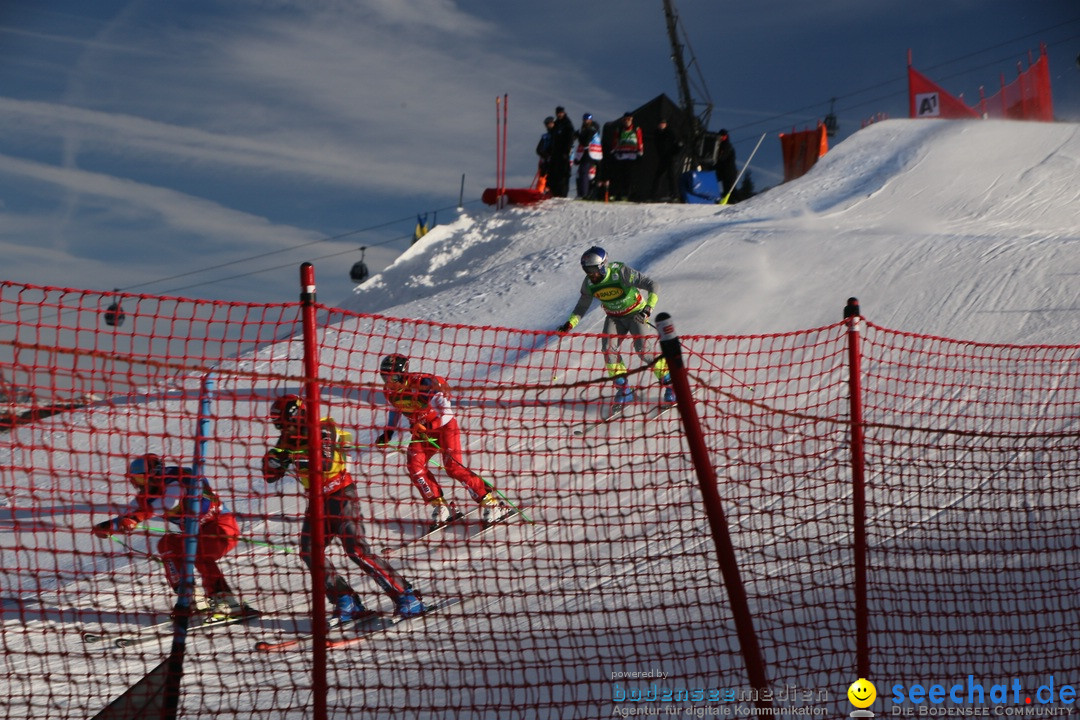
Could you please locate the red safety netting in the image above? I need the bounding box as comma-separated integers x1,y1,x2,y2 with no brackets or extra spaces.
780,123,829,182
0,279,1077,719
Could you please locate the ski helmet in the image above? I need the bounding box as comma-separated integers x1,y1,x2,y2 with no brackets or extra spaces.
270,394,305,430
127,453,162,487
580,246,608,277
380,354,409,383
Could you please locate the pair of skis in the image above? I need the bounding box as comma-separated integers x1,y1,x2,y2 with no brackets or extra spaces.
256,508,520,652
82,606,262,649
382,499,523,554
572,397,677,436
254,597,461,653
82,506,521,652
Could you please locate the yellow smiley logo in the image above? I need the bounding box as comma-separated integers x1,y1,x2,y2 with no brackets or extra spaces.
847,679,877,709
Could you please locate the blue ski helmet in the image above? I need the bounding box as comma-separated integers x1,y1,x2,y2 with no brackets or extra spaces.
127,453,162,486
580,246,608,277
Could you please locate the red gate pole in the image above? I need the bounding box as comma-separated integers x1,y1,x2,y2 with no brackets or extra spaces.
654,312,772,709
494,96,501,207
299,263,328,720
502,93,509,207
844,297,869,678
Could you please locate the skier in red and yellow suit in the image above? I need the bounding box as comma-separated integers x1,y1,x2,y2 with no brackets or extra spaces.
375,354,506,529
263,394,424,619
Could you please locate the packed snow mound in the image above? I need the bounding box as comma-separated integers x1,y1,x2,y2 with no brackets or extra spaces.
344,119,1080,345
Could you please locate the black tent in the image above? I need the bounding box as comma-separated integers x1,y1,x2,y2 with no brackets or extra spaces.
598,94,696,202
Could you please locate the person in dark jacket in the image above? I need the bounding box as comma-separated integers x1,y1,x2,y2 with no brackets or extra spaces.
536,116,555,193
548,106,576,198
715,128,739,202
650,118,683,202
610,112,644,201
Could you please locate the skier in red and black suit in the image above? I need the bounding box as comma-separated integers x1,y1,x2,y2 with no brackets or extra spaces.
263,394,425,620
92,453,253,618
375,354,508,529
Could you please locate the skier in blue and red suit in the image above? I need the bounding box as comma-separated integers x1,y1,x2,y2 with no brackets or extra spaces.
92,453,252,617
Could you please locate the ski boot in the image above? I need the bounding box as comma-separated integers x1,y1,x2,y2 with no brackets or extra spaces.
395,588,426,618
209,591,256,619
661,374,676,404
613,376,634,403
428,497,453,532
333,593,369,624
480,491,510,527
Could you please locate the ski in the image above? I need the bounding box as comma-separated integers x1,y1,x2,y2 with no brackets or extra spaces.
83,607,261,649
381,508,478,555
253,610,386,653
325,598,461,651
255,598,461,653
467,507,522,541
643,402,677,423
571,402,634,436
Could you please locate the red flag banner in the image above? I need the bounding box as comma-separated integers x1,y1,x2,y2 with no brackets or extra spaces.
908,65,980,119
780,123,829,183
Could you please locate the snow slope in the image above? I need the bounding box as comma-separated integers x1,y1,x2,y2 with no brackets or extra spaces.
2,118,1079,718
350,119,1080,345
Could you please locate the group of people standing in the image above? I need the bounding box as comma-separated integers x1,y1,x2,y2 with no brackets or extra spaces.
536,104,743,204
93,355,509,624
536,106,685,203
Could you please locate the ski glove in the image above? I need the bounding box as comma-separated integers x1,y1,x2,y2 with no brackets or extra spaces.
262,447,291,482
411,423,430,441
635,306,653,323
93,516,138,538
557,322,573,333
375,430,395,446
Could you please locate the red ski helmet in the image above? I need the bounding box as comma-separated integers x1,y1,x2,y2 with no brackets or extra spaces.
270,394,306,430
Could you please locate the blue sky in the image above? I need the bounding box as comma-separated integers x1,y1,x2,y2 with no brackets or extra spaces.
0,0,1077,305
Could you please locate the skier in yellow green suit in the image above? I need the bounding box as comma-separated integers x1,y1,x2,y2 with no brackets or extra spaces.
557,246,674,404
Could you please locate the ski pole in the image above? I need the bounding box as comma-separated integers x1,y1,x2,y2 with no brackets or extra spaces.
138,523,296,555
720,131,766,205
106,533,163,563
685,350,756,393
645,318,754,392
548,333,565,383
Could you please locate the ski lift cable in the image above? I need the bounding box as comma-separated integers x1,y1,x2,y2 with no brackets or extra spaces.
119,199,481,295
156,231,414,296
0,198,481,325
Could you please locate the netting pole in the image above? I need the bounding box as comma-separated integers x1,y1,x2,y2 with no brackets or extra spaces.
299,263,329,720
844,297,869,677
502,93,509,207
495,95,503,208
653,312,772,708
